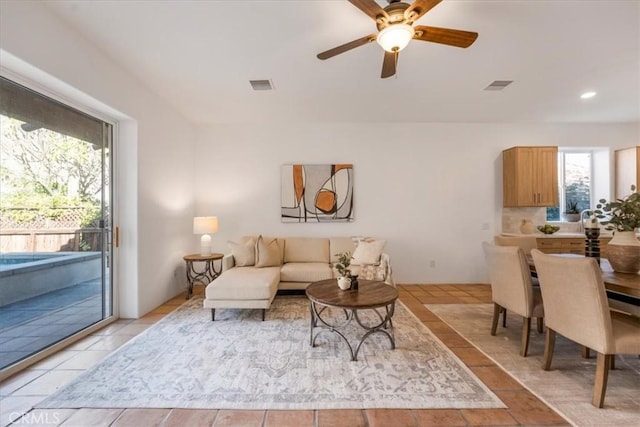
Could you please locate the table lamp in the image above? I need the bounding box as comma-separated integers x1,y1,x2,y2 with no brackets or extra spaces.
193,216,218,256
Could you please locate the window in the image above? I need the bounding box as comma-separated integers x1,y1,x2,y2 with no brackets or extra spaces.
0,76,114,371
547,151,591,221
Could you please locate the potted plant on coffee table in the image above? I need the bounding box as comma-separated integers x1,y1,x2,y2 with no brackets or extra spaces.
335,251,352,290
593,185,640,273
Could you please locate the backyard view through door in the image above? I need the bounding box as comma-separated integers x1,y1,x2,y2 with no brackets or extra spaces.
0,77,114,371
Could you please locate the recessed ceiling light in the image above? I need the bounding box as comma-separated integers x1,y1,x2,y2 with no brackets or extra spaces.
580,91,596,99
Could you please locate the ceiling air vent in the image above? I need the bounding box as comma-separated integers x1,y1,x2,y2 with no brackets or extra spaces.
249,79,274,91
484,80,513,91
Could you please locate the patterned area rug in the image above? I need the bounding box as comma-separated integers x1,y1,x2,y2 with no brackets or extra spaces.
37,296,504,410
427,304,640,426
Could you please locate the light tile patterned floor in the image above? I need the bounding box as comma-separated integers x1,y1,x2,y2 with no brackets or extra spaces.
0,280,103,370
0,285,571,426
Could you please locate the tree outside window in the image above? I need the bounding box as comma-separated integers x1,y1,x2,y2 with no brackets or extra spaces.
1,115,104,251
547,152,591,221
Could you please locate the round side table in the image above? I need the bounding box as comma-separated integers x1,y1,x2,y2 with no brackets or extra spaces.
183,253,223,299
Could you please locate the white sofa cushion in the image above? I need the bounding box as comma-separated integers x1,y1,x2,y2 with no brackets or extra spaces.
280,262,333,283
352,239,386,265
255,235,282,267
205,266,280,300
228,238,255,266
245,235,285,264
284,237,329,263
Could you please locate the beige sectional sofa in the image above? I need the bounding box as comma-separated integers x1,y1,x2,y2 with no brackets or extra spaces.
203,236,393,320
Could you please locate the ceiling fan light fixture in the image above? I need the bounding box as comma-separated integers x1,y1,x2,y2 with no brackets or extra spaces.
376,23,415,52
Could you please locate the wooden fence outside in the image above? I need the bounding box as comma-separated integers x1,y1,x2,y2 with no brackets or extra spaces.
0,229,103,253
1,206,103,253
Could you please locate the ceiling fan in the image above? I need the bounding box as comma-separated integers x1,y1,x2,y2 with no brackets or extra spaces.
317,0,478,78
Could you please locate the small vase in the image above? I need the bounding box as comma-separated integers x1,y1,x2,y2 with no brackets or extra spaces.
337,276,351,290
520,219,534,234
607,231,640,274
350,275,359,291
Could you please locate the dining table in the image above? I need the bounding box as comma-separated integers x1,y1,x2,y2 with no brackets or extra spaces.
527,254,640,305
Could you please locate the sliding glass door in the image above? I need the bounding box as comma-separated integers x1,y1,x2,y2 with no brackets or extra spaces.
0,76,114,371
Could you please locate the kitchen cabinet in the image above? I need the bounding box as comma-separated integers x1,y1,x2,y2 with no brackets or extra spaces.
503,146,558,207
614,146,640,199
536,237,611,257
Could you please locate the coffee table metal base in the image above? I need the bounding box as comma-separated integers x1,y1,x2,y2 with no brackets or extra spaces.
309,301,396,361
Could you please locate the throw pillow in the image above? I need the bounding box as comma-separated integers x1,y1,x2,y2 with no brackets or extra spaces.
255,235,281,267
228,238,255,266
352,239,386,265
359,264,387,281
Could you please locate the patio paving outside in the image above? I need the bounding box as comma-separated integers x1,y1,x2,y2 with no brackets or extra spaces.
0,279,103,370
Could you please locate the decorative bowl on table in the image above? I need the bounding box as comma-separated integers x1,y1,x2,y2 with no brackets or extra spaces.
537,224,560,234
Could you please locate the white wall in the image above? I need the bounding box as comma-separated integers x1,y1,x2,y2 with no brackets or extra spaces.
1,1,196,317
195,123,638,284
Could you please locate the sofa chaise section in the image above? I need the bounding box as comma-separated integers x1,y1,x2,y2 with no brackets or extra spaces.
203,265,280,321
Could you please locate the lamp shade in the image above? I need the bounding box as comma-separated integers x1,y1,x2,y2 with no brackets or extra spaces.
193,216,218,235
376,23,415,52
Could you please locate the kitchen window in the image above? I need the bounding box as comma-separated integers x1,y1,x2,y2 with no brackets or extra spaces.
547,151,592,221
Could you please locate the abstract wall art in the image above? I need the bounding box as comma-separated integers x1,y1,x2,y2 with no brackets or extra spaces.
281,164,354,223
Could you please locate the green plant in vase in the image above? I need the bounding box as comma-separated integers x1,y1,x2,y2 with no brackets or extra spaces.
592,185,640,273
335,251,353,290
593,185,640,232
566,199,580,214
335,251,352,278
563,199,581,222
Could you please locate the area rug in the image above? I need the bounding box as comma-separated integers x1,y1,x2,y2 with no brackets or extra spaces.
37,296,504,410
427,303,640,427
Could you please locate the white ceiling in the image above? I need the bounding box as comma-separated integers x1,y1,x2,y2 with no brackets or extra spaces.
44,0,640,124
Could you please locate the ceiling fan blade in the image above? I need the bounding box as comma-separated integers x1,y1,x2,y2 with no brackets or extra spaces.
381,51,397,79
317,34,377,60
348,0,389,21
405,0,442,22
413,25,478,48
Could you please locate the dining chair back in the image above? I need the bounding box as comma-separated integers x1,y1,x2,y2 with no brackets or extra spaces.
531,249,640,407
482,242,544,357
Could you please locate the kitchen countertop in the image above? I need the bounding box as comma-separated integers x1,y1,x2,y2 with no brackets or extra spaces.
501,232,615,238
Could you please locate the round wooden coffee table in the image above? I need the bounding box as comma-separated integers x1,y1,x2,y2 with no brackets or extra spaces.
305,279,399,361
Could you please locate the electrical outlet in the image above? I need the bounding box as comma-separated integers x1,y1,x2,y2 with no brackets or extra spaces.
482,222,490,230
429,260,436,268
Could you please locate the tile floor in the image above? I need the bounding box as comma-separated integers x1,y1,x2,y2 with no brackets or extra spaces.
0,285,570,426
0,280,103,370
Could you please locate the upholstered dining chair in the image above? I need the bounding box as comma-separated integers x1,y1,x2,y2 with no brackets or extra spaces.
493,235,542,328
531,249,640,407
482,242,544,357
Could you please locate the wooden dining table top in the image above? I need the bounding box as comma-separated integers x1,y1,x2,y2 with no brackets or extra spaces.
527,254,640,299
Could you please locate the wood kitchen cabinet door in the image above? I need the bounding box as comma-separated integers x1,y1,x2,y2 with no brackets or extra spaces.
615,146,639,200
503,146,558,207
